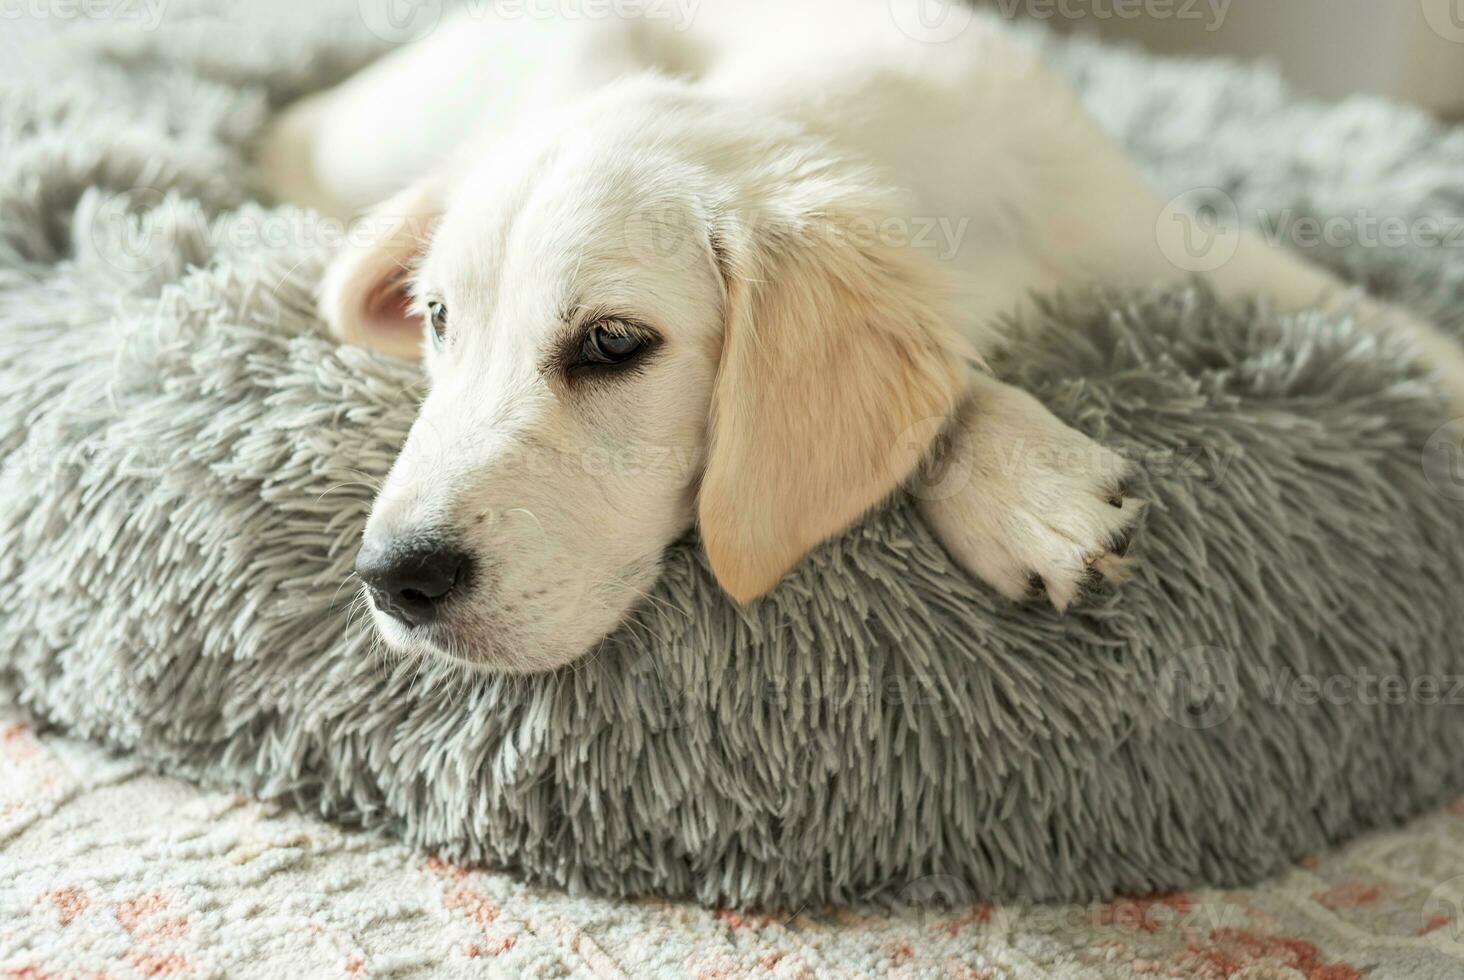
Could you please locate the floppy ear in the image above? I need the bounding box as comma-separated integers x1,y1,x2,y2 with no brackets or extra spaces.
318,181,442,360
698,194,973,603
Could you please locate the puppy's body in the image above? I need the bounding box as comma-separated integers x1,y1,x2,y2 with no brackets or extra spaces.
262,1,1464,671
271,2,1163,337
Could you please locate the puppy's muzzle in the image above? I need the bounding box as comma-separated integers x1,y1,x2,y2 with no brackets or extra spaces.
356,534,471,627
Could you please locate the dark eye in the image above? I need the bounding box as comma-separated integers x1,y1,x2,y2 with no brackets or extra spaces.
581,323,648,366
427,302,448,347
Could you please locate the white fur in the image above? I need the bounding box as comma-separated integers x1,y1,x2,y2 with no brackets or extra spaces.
260,0,1464,672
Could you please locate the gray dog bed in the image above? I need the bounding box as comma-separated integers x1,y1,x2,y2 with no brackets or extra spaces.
4,1,1464,909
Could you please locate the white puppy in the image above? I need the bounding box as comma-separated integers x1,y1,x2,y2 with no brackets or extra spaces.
260,0,1464,673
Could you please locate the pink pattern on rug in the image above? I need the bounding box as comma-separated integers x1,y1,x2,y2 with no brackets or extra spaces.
48,886,88,926
1419,914,1455,936
1312,882,1386,911
443,886,501,928
938,903,994,937
1097,894,1195,933
1178,928,1361,980
115,893,189,941
124,951,191,977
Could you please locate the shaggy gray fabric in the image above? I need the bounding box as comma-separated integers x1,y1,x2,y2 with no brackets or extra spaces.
3,2,1464,910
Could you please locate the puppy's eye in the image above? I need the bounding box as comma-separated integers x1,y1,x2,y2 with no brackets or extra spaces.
581,324,647,366
428,302,448,347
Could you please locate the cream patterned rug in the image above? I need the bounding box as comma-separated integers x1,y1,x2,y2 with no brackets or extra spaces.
4,709,1464,979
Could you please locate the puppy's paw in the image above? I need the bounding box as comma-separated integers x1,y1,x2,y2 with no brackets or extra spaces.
916,380,1144,611
973,478,1142,611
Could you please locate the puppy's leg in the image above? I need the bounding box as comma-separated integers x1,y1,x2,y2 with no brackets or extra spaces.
1080,160,1464,411
1000,80,1464,412
258,20,557,217
918,373,1141,611
1194,233,1464,411
258,15,671,217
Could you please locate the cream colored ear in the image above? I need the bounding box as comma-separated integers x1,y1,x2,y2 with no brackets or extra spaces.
318,181,442,360
698,199,972,603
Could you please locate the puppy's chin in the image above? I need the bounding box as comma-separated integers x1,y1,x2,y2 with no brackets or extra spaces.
366,602,580,675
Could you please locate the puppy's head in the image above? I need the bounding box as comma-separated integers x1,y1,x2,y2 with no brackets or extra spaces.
325,79,969,672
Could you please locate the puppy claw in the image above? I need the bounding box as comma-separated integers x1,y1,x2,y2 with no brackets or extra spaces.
1108,499,1145,556
1089,551,1134,585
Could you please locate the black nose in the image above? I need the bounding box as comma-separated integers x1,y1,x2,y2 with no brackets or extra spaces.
356,536,470,627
